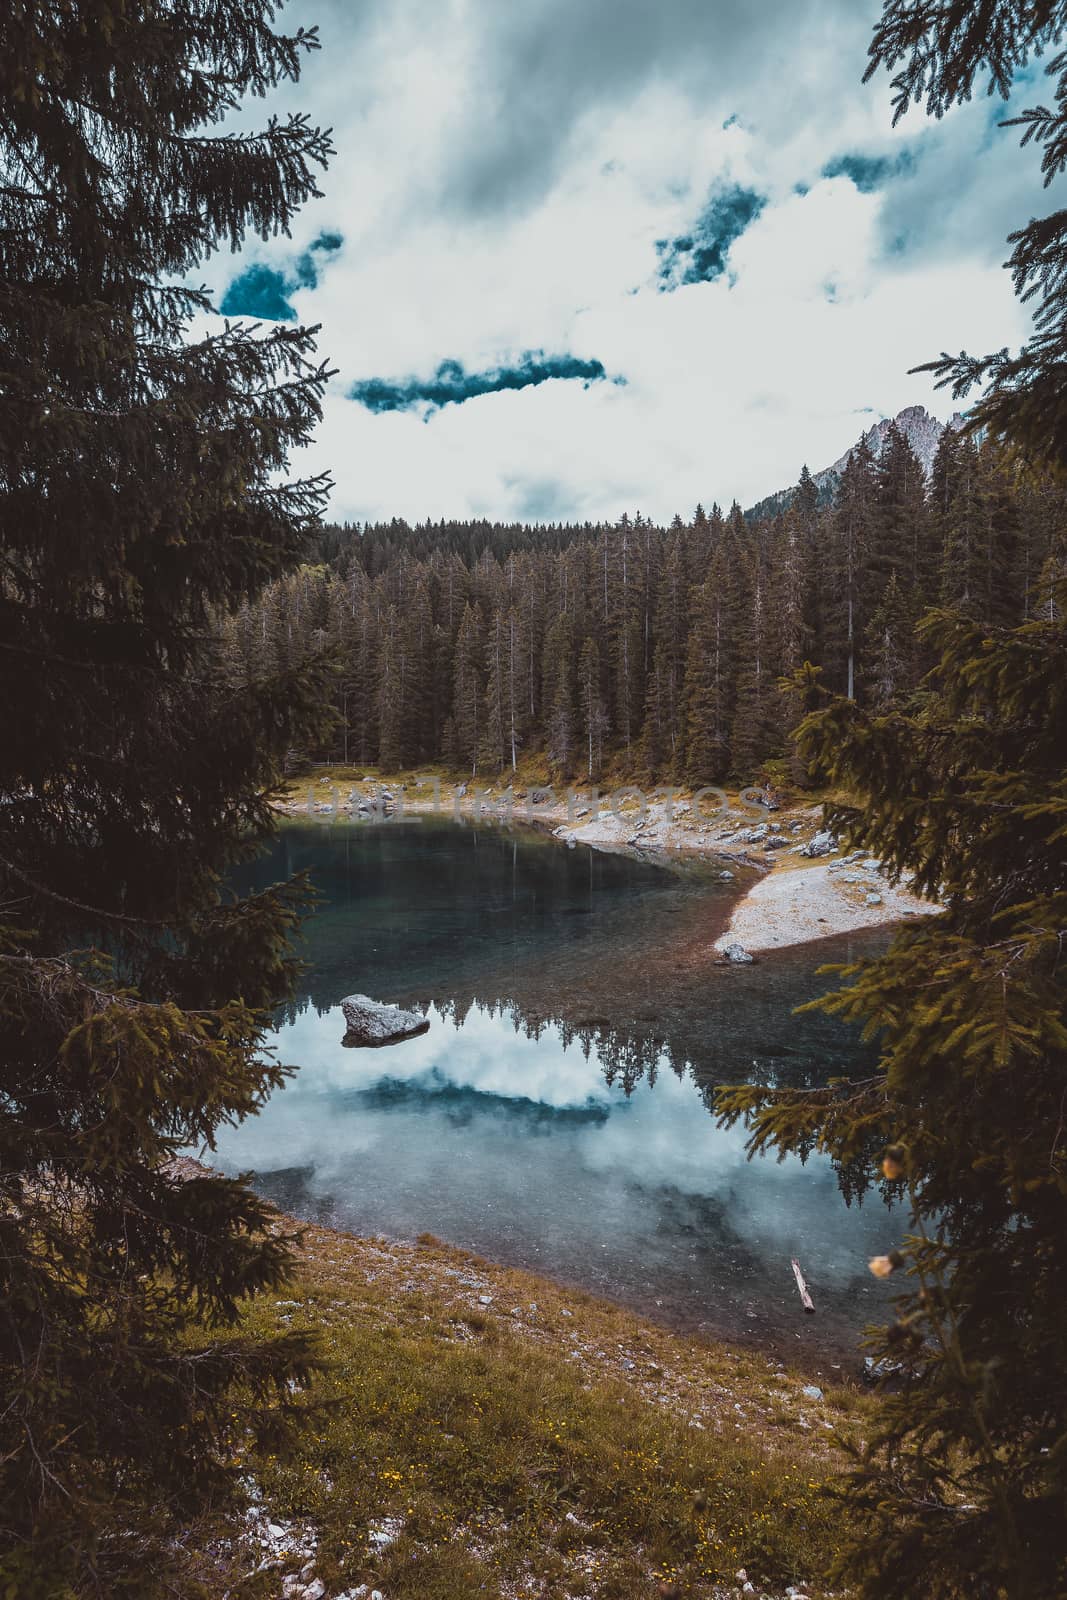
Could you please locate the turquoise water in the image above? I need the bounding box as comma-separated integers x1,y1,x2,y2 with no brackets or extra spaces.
212,816,897,1361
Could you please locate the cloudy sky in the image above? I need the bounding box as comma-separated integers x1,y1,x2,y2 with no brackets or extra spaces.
207,0,1053,525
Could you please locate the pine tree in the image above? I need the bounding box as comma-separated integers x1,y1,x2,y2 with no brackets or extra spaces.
544,614,576,777
453,602,484,776
719,592,1067,1599
399,576,435,763
542,550,583,777
825,439,877,699
686,500,717,576
641,531,689,777
795,464,819,521
577,636,608,779
683,536,739,783
872,423,930,586
767,505,816,764
0,3,334,1592
353,583,382,765
793,465,823,648
935,430,985,617
974,438,1023,628
641,641,674,780
604,516,644,754
503,605,526,772
329,570,364,764
870,422,931,687
731,520,784,776
515,553,543,727
481,607,509,774
376,605,405,770
863,568,912,706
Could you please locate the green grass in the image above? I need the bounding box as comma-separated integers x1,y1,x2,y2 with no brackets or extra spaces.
224,1226,865,1599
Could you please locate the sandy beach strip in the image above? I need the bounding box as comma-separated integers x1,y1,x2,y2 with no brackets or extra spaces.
713,859,938,954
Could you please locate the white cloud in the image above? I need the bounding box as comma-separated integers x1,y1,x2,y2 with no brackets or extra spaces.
206,0,1052,522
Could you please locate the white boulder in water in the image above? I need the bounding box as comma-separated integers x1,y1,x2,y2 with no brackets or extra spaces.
341,993,430,1047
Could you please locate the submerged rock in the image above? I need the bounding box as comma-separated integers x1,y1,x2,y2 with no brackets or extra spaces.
341,993,430,1047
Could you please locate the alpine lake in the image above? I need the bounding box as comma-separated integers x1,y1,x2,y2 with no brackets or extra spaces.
211,812,900,1364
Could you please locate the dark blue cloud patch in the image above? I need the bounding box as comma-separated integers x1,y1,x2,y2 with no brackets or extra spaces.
656,183,766,290
350,352,614,415
821,149,916,192
294,230,345,288
219,264,297,321
220,231,345,320
291,255,318,292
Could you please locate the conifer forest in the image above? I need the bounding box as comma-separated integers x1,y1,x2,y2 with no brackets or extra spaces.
223,430,1067,783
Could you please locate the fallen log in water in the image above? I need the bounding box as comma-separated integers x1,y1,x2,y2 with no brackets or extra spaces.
791,1257,815,1314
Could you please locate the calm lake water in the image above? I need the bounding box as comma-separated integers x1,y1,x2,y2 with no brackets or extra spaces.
211,816,898,1364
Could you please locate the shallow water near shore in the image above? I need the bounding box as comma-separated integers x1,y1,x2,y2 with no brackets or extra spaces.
211,816,898,1362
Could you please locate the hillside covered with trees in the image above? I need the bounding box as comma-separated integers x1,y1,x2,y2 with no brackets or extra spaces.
222,426,1067,784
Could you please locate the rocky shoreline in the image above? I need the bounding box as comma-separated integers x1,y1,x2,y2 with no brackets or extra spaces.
538,799,937,951
711,856,938,954
273,772,938,954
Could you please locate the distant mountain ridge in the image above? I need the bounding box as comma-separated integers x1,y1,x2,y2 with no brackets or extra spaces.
746,403,967,522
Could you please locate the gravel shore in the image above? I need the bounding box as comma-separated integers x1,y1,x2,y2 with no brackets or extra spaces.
711,858,938,954
274,775,940,954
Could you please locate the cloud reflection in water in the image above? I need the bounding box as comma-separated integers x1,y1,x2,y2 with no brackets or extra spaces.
210,999,894,1350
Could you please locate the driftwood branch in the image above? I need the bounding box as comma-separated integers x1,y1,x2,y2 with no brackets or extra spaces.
791,1257,815,1314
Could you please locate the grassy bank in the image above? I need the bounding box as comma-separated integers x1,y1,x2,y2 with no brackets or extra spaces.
221,1224,867,1600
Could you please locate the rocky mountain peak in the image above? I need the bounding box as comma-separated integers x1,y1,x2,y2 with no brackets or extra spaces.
818,403,965,485
745,403,967,521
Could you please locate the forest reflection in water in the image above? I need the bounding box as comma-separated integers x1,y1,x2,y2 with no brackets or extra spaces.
212,816,898,1359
